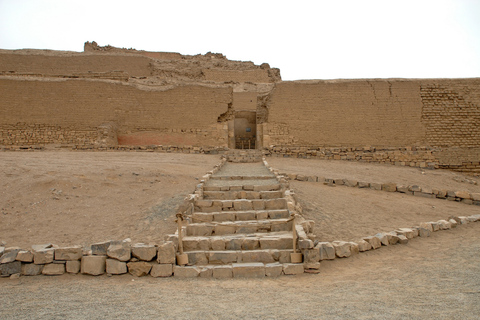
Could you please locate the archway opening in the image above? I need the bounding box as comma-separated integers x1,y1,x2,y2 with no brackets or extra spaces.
234,111,256,149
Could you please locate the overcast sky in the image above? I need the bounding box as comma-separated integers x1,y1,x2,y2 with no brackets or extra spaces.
0,0,479,80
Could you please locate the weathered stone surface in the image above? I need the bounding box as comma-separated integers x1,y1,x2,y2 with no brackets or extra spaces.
16,250,34,263
265,263,283,277
387,232,400,245
397,235,409,244
81,255,106,275
157,242,176,264
0,261,21,276
225,238,243,250
264,198,287,210
448,219,458,228
91,241,111,255
259,237,292,250
374,233,390,246
236,211,256,220
349,242,359,255
332,241,351,258
419,222,434,232
316,242,335,260
357,240,372,252
199,266,213,278
66,260,81,274
234,200,253,211
241,238,259,250
232,262,265,278
21,263,44,276
212,265,233,278
131,244,157,261
33,249,54,264
304,262,321,270
127,261,152,277
0,247,4,257
409,185,422,192
363,236,382,249
174,266,200,278
31,244,53,251
214,224,236,235
382,183,397,192
241,250,275,263
283,263,304,275
0,249,20,264
107,241,131,262
471,193,480,201
186,252,208,265
344,179,358,187
298,239,314,249
302,248,320,263
150,264,173,277
418,227,431,237
370,183,382,190
278,250,292,263
358,181,370,188
455,191,471,199
213,212,236,222
396,185,410,193
396,228,415,239
208,251,237,264
42,263,65,275
55,246,83,261
437,220,452,230
106,259,127,274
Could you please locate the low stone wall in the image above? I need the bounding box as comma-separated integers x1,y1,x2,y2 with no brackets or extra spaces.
265,146,439,169
284,173,480,206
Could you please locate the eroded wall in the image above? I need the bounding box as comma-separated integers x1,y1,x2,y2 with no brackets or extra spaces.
0,78,231,147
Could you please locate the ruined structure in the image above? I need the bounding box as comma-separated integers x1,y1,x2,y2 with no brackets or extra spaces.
1,42,479,175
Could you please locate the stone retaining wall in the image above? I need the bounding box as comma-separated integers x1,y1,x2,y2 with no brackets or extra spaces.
284,173,480,206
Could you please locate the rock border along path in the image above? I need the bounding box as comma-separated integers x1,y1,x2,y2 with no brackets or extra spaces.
1,153,480,279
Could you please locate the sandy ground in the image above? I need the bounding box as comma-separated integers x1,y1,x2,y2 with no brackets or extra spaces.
0,223,478,319
1,151,479,319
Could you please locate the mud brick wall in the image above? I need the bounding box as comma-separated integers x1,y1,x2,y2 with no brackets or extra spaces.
203,69,271,83
0,78,231,147
0,53,153,78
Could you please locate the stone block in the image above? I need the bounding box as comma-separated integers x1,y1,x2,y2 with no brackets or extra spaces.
187,224,214,236
357,240,372,252
34,249,54,265
157,242,176,264
382,183,397,192
42,263,65,275
396,185,409,193
302,248,320,263
174,266,200,278
232,262,265,278
419,222,433,232
241,250,275,263
397,235,409,244
21,263,44,276
66,260,81,274
409,185,422,192
265,263,283,277
363,236,381,249
265,199,287,210
0,249,19,264
283,263,304,275
437,220,452,230
334,179,344,185
259,237,292,250
242,238,259,250
236,210,256,221
150,264,173,277
396,228,415,239
31,243,53,251
256,210,269,220
332,241,352,258
199,266,213,278
91,241,111,255
370,183,382,190
448,219,458,228
127,261,152,277
213,212,235,222
107,241,131,262
106,259,127,274
349,242,359,255
55,246,83,261
16,250,34,263
208,251,238,264
298,239,314,249
0,261,21,276
358,181,370,188
225,238,243,250
186,252,208,265
278,250,292,263
430,222,440,232
344,179,358,187
212,265,233,278
471,193,480,201
418,227,431,237
214,224,236,235
192,212,214,223
211,238,226,250
234,200,253,211
131,244,157,261
316,242,336,260
455,191,471,199
81,255,106,275
374,233,389,246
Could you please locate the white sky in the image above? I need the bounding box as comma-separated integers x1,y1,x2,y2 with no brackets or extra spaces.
0,0,479,80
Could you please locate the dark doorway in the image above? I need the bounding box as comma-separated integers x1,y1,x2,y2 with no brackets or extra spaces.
234,111,256,149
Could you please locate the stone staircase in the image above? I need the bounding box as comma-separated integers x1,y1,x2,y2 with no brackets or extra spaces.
168,156,312,278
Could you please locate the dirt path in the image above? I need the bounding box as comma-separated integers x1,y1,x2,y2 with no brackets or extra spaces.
1,222,478,319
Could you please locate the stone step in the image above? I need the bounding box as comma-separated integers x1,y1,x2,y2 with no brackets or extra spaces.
174,262,305,278
192,209,290,223
194,198,287,212
184,249,295,265
181,232,294,251
209,175,275,181
185,218,293,236
203,190,283,200
203,183,280,192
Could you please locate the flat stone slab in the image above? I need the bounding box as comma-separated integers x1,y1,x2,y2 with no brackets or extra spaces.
232,262,265,278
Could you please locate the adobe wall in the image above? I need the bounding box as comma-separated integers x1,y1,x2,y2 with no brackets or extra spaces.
0,78,231,147
264,78,480,174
